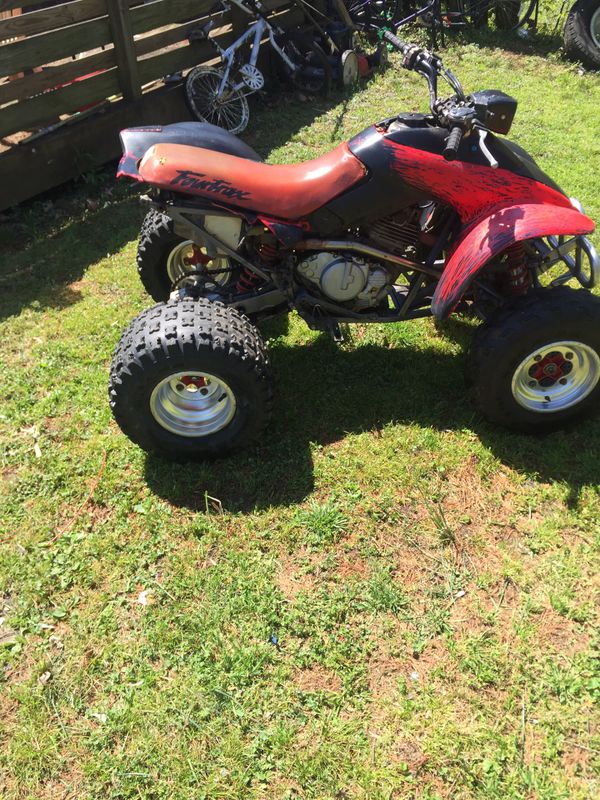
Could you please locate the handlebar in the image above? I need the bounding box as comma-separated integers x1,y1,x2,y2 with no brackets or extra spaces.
379,27,473,150
443,126,463,161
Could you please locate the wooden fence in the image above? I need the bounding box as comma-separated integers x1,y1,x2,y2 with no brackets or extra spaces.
0,0,314,210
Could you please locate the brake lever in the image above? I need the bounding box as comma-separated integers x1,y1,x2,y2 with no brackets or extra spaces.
478,128,498,169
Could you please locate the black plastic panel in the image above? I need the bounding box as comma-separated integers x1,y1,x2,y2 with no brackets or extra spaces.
119,122,263,164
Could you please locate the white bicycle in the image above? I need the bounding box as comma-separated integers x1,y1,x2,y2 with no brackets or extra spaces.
185,0,331,133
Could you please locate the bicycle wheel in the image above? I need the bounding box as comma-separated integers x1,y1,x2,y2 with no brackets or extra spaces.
185,66,250,134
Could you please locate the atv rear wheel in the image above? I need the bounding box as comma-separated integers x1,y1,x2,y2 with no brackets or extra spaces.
137,210,233,302
467,287,600,431
109,298,273,460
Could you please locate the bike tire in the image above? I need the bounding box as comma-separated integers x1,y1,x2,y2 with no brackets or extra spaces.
185,66,250,134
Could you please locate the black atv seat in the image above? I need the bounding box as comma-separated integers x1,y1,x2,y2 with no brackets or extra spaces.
117,122,263,181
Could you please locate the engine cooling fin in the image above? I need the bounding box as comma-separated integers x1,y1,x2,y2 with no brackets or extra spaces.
367,209,422,256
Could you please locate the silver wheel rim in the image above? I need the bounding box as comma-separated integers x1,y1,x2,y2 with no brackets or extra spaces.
150,371,236,437
511,340,600,413
166,241,229,288
591,8,600,49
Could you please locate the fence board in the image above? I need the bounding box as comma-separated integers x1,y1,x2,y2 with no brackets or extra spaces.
1,0,65,12
134,17,214,58
0,16,112,75
0,47,115,104
137,40,214,85
106,0,140,99
131,0,213,36
0,0,106,40
0,82,190,210
0,66,119,137
130,0,290,37
0,0,139,11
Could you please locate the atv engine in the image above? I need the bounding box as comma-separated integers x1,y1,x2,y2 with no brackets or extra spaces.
296,252,390,309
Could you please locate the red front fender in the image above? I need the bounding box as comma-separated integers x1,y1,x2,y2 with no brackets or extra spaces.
431,203,595,319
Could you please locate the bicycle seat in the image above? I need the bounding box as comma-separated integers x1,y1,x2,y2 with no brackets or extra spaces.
117,122,262,181
137,142,367,220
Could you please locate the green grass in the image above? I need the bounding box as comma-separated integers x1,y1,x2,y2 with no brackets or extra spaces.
1,29,600,800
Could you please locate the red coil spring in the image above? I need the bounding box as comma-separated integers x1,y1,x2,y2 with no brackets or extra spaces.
258,242,279,263
504,243,530,294
235,267,262,293
234,242,278,293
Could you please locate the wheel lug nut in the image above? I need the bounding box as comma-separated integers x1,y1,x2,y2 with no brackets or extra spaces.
565,352,573,360
559,378,567,385
200,388,209,396
534,354,542,362
176,383,185,391
528,380,536,387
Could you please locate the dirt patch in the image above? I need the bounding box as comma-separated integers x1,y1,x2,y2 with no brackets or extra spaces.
533,608,591,657
276,553,318,601
368,654,408,698
0,466,18,484
440,459,522,536
391,738,429,773
337,551,369,581
256,774,304,800
294,665,341,693
368,633,452,704
35,761,85,800
560,735,597,781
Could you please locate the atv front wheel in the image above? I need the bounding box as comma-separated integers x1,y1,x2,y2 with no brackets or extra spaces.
109,299,273,460
467,287,600,431
137,210,234,302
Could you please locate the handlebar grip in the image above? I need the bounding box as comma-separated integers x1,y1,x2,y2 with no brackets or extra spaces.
382,29,408,53
443,126,463,161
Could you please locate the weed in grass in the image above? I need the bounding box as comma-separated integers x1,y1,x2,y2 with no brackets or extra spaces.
294,500,348,548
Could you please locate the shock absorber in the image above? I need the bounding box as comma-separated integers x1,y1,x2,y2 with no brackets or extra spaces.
235,241,279,293
258,242,279,263
235,267,263,294
504,243,530,294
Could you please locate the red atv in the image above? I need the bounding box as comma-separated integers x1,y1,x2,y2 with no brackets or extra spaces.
111,31,600,460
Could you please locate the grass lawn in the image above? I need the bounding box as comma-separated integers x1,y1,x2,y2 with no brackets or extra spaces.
1,23,599,800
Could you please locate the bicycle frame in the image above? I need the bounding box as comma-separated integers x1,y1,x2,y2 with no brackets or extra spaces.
209,0,298,96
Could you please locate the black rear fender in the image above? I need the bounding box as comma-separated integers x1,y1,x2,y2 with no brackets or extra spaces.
117,122,263,182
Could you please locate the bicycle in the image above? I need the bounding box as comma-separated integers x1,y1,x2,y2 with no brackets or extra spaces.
185,0,331,133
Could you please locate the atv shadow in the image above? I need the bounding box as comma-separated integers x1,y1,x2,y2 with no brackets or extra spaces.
0,197,145,321
144,333,600,513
